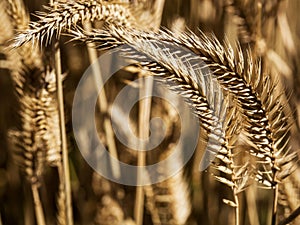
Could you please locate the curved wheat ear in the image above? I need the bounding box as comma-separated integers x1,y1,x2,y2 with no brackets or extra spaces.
71,25,295,181
70,27,254,224
153,28,296,185
134,26,297,223
12,0,135,47
69,25,297,224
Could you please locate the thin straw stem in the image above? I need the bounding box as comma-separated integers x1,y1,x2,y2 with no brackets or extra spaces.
31,183,46,225
271,185,279,225
134,1,165,225
50,1,73,224
54,41,73,225
134,77,153,225
234,193,240,225
83,22,121,179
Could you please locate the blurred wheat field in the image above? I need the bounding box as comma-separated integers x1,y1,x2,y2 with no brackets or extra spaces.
0,0,300,225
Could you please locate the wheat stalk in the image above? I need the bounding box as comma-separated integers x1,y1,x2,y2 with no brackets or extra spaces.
48,0,74,224
134,2,164,225
278,206,300,225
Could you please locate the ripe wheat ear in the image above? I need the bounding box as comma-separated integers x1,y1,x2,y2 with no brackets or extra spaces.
69,27,255,225
12,0,135,47
66,25,297,224
3,1,65,224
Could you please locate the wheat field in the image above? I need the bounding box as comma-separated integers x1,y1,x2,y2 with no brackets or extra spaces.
0,0,300,225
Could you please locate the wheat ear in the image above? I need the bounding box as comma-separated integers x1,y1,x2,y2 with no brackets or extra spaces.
1,1,60,224
12,0,134,47
69,27,254,224
69,25,297,223
92,173,136,225
156,29,297,224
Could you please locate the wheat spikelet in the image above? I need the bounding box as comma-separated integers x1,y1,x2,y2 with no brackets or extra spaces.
37,68,62,166
7,66,62,181
213,105,251,187
5,0,43,69
13,0,134,47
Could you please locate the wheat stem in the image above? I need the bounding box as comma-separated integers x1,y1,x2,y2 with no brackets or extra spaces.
49,0,73,223
278,205,300,225
83,21,121,179
50,0,73,221
54,41,73,225
134,76,153,225
246,186,260,225
56,162,66,225
134,2,165,225
234,193,240,225
31,183,46,225
272,185,279,225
